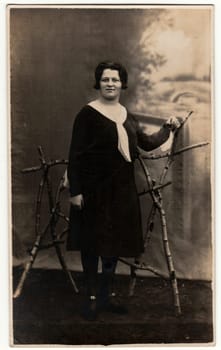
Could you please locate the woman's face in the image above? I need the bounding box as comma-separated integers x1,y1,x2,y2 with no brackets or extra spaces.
99,69,122,101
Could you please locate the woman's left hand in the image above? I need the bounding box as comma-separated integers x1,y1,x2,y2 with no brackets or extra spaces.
165,116,181,131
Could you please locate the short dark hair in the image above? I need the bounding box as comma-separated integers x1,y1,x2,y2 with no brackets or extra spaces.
94,61,128,89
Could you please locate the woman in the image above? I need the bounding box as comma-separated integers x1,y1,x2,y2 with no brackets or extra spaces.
67,61,180,320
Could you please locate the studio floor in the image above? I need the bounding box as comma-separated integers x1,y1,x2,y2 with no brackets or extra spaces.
12,267,213,346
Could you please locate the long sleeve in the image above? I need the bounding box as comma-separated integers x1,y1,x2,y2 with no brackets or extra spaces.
67,108,93,196
136,120,170,152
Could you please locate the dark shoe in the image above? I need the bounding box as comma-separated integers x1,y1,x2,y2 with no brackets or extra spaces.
81,296,98,321
98,294,128,315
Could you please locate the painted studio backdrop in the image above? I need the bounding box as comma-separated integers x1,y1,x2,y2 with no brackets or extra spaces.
10,6,212,281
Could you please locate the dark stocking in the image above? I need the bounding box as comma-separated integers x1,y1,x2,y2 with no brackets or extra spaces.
80,251,99,320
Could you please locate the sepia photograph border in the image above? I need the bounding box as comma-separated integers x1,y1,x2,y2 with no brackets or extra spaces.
0,0,220,349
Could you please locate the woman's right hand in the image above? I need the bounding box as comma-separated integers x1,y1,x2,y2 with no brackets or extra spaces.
69,194,84,210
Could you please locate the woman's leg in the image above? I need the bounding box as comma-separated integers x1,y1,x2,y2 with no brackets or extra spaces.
81,251,99,296
99,256,127,314
80,251,99,320
100,256,118,298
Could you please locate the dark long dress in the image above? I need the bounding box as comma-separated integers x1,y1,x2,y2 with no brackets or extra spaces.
67,105,170,257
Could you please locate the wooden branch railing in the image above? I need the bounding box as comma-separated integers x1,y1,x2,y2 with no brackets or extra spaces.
13,110,209,317
13,147,78,299
121,110,209,316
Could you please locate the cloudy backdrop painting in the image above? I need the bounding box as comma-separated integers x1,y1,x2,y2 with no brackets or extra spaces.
10,5,212,281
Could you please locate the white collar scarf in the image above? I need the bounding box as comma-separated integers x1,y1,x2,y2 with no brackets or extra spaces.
88,101,132,162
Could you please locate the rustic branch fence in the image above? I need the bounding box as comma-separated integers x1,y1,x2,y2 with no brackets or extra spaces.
13,111,209,316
